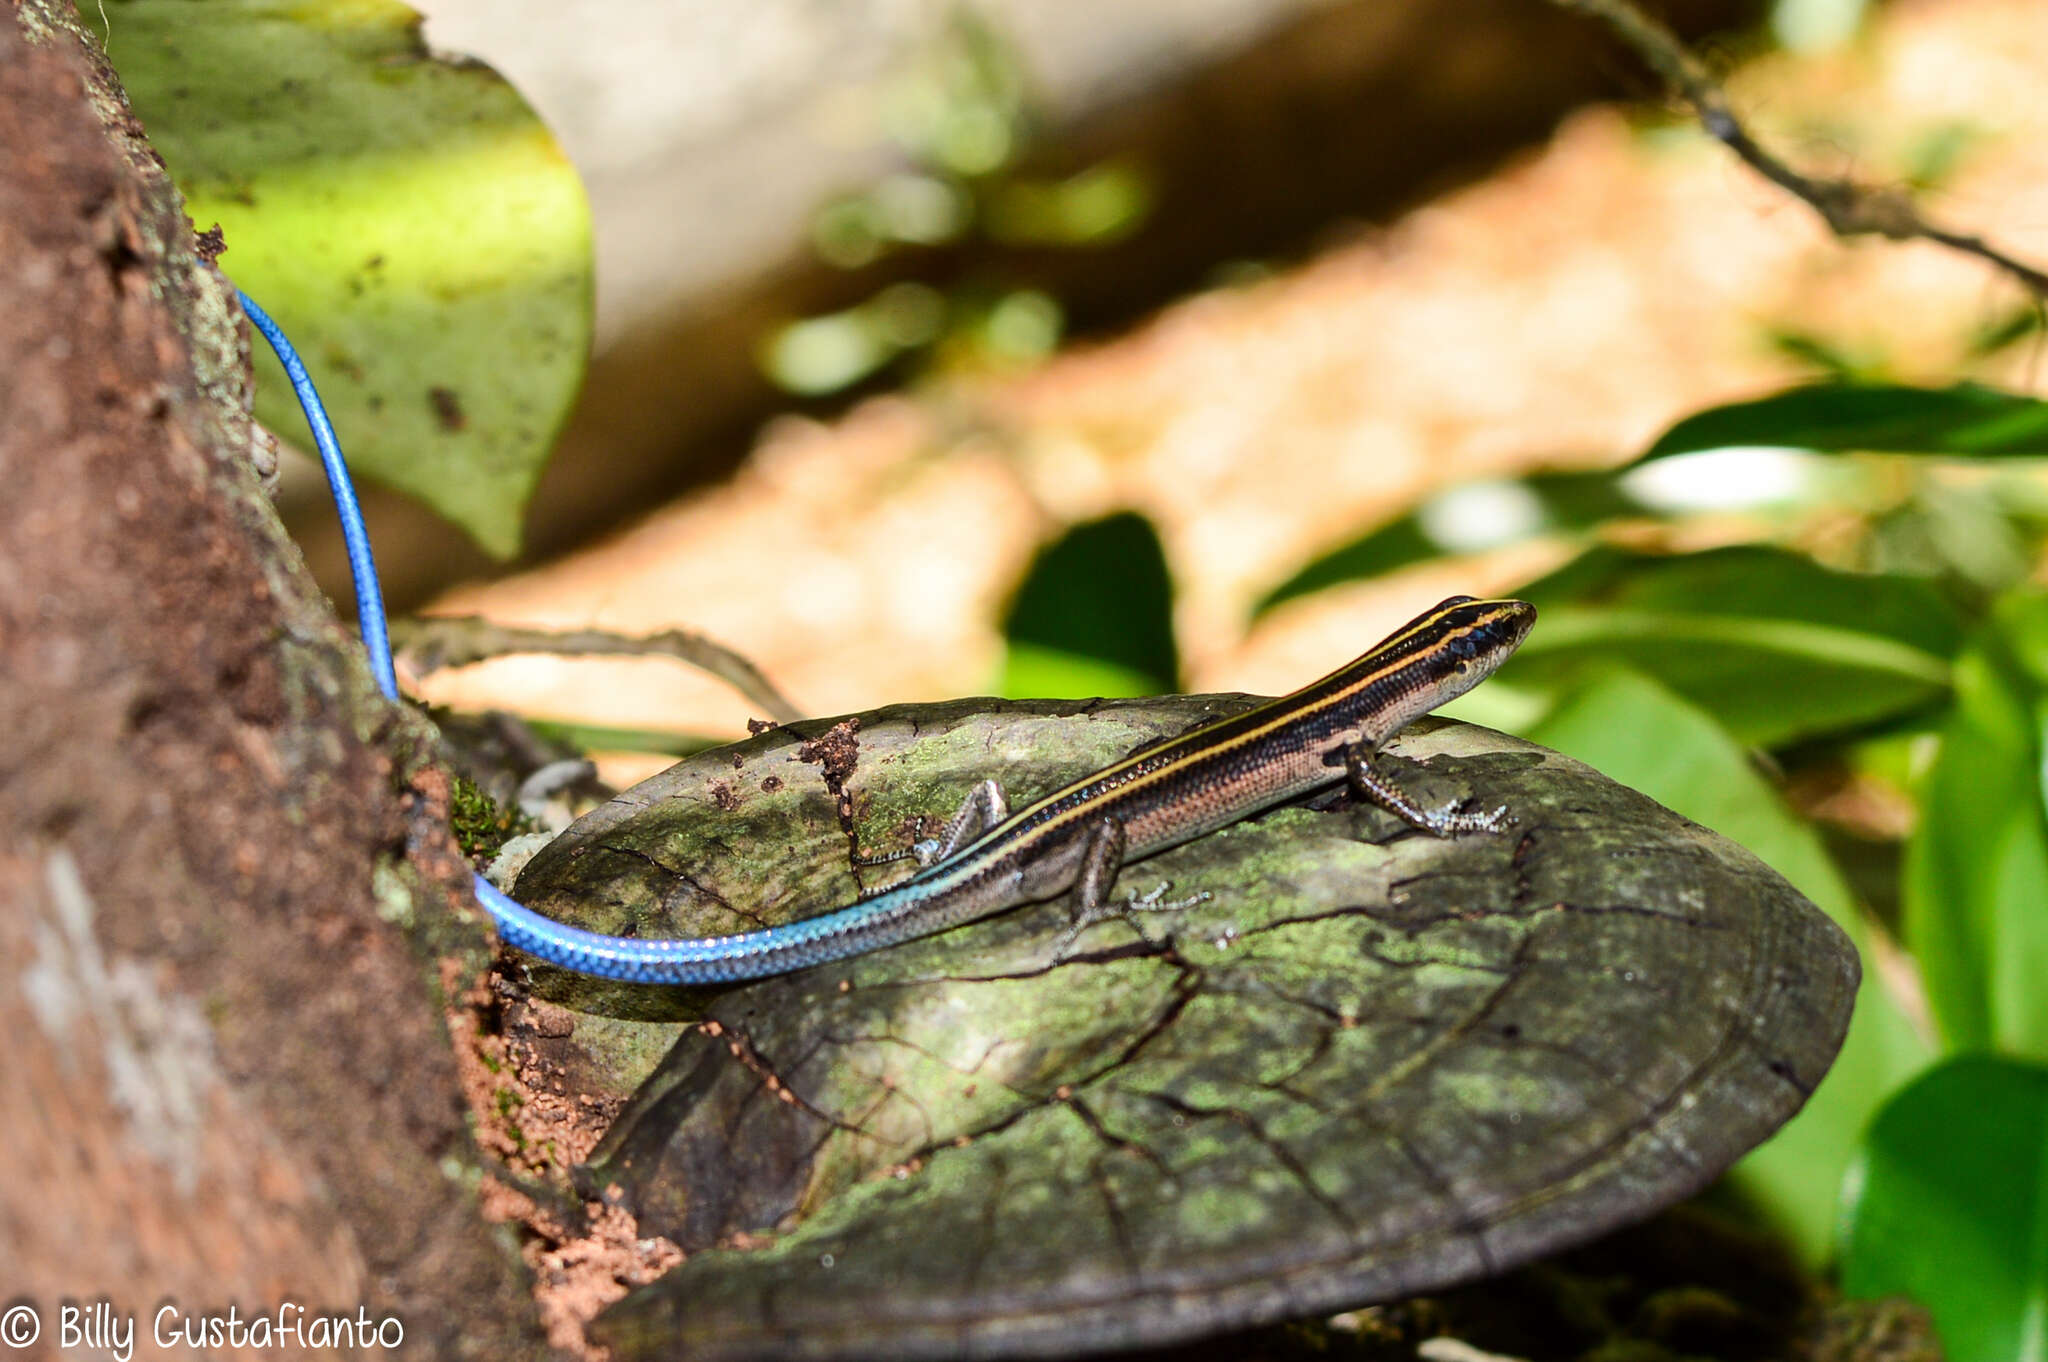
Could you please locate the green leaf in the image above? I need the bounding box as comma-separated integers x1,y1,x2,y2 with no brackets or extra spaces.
1903,590,2048,1056
1518,545,1967,656
1255,382,2048,620
1516,666,1932,1263
1253,516,1443,616
111,0,594,557
1841,1055,2048,1362
1970,305,2044,360
1643,382,2048,461
1000,512,1176,697
985,161,1153,247
1505,547,1960,747
1254,472,1641,617
997,644,1165,702
1519,608,1949,748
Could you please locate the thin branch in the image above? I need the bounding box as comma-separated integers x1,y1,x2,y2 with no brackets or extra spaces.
1550,0,2048,299
392,615,803,724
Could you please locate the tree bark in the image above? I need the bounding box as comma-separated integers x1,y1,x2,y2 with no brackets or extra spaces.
0,6,544,1354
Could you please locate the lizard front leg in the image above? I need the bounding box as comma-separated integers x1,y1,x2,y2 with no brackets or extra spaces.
1344,744,1509,836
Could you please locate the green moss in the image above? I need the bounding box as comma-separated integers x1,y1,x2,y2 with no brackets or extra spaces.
449,771,538,862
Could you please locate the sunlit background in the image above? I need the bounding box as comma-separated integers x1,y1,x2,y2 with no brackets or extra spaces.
265,0,2044,790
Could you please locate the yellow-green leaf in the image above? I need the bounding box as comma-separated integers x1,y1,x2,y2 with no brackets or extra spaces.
111,0,593,556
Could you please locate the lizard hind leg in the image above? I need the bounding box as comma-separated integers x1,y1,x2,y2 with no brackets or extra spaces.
1052,820,1210,958
853,778,1012,899
927,778,1010,863
854,778,1011,871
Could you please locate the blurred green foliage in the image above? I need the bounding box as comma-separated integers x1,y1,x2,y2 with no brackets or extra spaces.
1258,382,2048,616
1903,594,2048,1055
1771,0,1871,51
999,512,1178,699
1840,1056,2048,1362
762,8,1152,396
1002,375,2048,1360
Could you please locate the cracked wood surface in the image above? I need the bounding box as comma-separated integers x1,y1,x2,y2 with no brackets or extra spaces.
510,698,1859,1359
